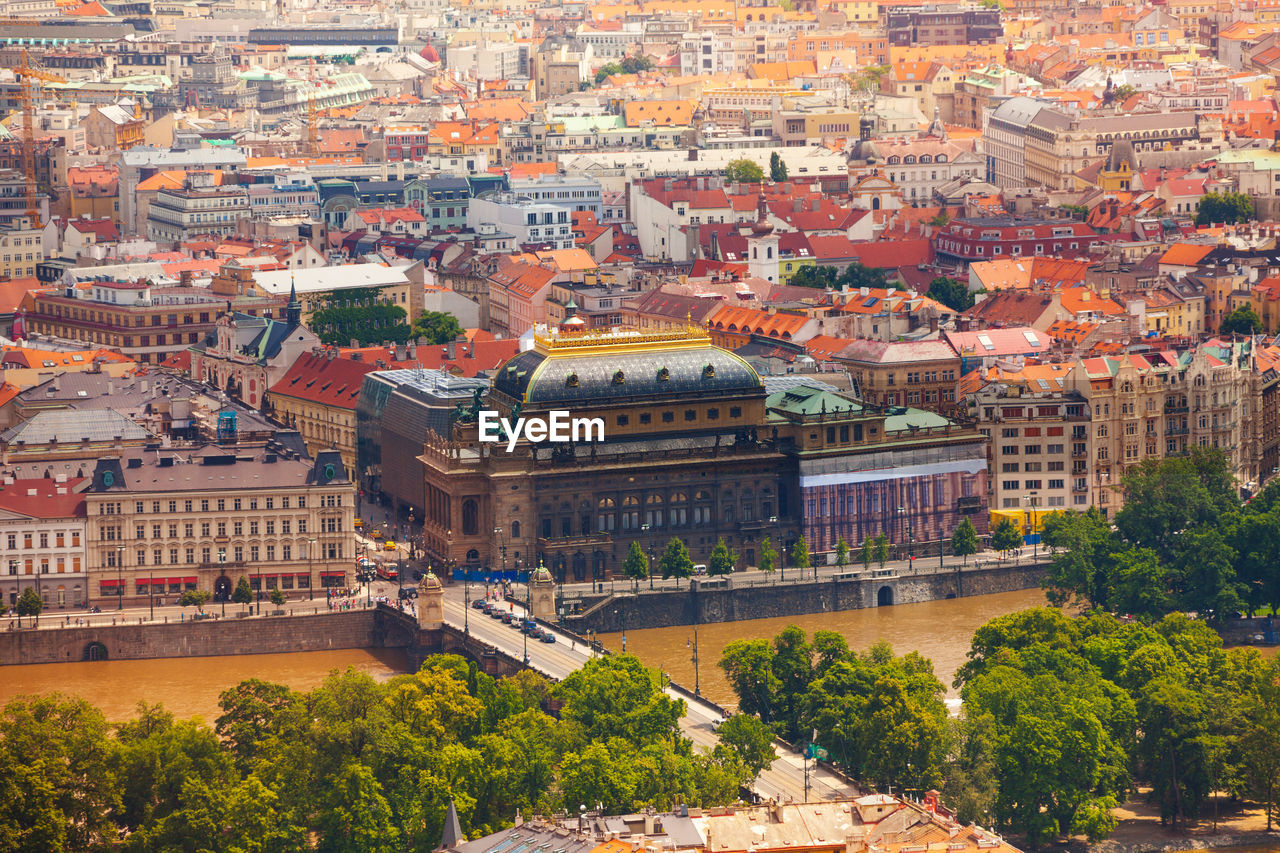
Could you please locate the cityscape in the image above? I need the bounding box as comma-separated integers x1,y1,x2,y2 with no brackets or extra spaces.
1,0,1280,848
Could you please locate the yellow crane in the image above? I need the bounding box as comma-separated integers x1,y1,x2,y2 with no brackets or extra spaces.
14,50,65,228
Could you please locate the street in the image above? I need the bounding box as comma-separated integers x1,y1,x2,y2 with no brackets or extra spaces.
440,593,860,803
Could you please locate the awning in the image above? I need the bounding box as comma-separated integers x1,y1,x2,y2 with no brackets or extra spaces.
182,576,196,583
319,571,345,578
99,579,120,587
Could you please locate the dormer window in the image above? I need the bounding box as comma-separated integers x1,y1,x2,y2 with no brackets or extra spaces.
612,370,625,385
703,364,716,379
658,367,670,381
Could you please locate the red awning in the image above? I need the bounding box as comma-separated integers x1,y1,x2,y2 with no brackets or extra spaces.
294,572,311,577
319,571,345,578
182,576,196,583
99,579,120,587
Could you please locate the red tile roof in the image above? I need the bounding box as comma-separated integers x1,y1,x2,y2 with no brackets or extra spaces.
0,477,88,519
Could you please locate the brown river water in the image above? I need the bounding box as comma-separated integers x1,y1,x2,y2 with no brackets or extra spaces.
1,589,1051,720
600,587,1051,707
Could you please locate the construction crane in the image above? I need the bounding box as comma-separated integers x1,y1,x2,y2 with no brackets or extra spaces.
303,56,322,157
14,50,65,229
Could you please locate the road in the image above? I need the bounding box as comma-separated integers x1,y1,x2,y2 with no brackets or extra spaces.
441,595,860,803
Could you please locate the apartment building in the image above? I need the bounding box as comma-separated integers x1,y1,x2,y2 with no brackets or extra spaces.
0,476,88,611
145,170,251,245
1065,343,1253,515
967,372,1092,513
84,445,353,608
835,339,961,411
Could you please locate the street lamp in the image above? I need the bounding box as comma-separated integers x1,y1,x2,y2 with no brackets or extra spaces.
641,522,654,590
148,554,155,622
1023,493,1039,560
770,515,784,582
218,548,226,617
688,616,701,697
115,545,125,610
897,505,914,566
614,607,626,653
307,537,317,601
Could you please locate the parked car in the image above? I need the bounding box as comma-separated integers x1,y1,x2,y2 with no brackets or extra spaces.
693,564,707,575
471,598,487,609
500,612,515,624
490,607,504,619
370,528,383,539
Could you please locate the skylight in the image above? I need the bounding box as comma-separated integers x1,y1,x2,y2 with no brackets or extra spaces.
1023,330,1041,347
977,334,994,351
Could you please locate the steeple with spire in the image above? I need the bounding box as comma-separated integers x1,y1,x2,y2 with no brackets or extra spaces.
286,275,301,329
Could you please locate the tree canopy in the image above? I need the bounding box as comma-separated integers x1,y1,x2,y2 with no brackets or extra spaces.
412,310,465,344
790,262,892,291
769,152,788,182
0,655,758,847
725,159,765,184
1041,449,1262,621
1195,191,1254,227
926,276,976,311
1219,304,1263,336
308,286,416,346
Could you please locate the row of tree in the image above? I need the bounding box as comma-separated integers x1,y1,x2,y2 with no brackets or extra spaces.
1041,448,1280,621
2,654,776,852
307,286,463,347
720,612,1280,847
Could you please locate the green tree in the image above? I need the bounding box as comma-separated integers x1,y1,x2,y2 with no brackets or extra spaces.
861,538,873,569
622,541,649,584
178,589,212,615
1110,83,1137,101
835,536,849,568
1115,448,1238,563
715,714,776,778
1242,659,1280,830
851,63,890,91
789,264,840,289
929,210,951,228
308,286,415,346
1219,304,1263,336
1040,507,1117,609
232,576,253,613
719,640,781,722
269,587,287,608
658,537,694,580
874,533,890,570
1109,547,1171,620
1195,190,1254,227
926,275,975,311
769,151,788,182
990,517,1022,556
0,695,120,849
839,261,889,291
951,518,979,565
412,310,465,344
759,535,776,575
707,537,738,575
725,158,764,184
15,587,42,624
789,536,810,572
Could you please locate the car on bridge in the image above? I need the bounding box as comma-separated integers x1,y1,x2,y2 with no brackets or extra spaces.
538,630,556,644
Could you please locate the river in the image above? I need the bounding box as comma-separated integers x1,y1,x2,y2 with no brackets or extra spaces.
0,648,409,722
599,587,1052,707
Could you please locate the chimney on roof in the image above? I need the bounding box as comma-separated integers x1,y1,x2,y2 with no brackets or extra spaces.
351,338,359,348
406,342,416,361
445,339,456,359
327,347,337,361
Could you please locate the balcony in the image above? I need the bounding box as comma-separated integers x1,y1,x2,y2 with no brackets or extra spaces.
1165,427,1189,436
1164,406,1189,414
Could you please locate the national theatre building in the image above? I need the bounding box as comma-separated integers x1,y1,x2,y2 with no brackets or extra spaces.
419,324,988,583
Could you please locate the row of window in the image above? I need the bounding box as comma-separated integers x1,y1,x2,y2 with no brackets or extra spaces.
5,532,80,550
100,494,325,515
6,557,82,575
106,541,342,567
999,444,1066,455
129,517,315,538
1001,461,1067,472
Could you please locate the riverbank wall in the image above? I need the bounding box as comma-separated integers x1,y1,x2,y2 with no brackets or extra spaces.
0,606,528,673
563,560,1049,634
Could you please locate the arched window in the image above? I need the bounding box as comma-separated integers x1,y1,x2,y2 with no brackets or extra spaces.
887,155,901,164
936,154,947,163
919,154,932,164
511,520,520,539
904,155,916,164
462,499,478,536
